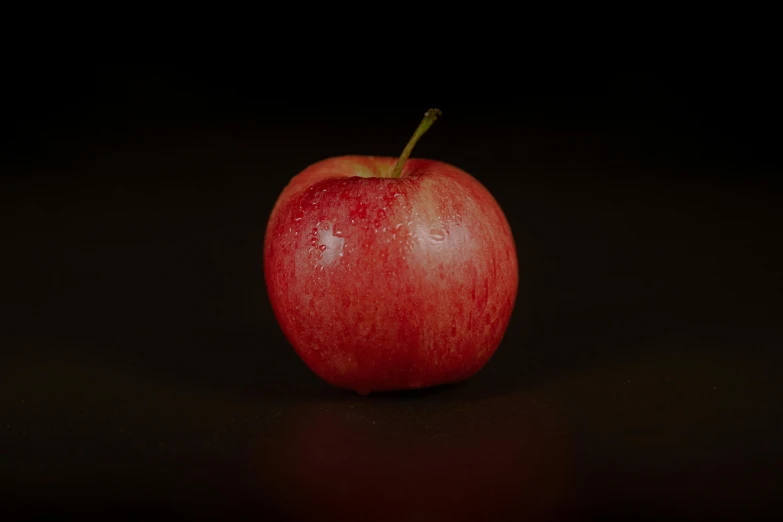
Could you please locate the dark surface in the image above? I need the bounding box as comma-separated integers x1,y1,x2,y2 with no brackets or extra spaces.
2,63,783,520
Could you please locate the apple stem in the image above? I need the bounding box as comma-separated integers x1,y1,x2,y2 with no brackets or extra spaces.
389,108,442,179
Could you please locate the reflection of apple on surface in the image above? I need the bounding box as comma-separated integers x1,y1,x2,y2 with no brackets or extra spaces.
255,398,570,522
264,110,519,394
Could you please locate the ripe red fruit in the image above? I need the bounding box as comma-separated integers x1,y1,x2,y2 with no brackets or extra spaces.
264,109,518,394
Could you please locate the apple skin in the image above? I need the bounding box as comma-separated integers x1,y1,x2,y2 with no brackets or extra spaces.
264,155,518,394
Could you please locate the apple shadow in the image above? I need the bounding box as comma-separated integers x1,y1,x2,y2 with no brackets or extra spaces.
359,381,469,400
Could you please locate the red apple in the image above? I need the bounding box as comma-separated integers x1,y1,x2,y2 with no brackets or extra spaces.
264,109,518,394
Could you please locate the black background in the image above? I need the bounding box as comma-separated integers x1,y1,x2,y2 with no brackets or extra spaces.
2,52,782,521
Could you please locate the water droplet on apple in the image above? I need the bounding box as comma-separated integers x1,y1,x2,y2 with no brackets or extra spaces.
322,223,330,230
429,229,446,242
395,223,404,230
332,227,344,237
318,244,327,251
311,228,318,236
